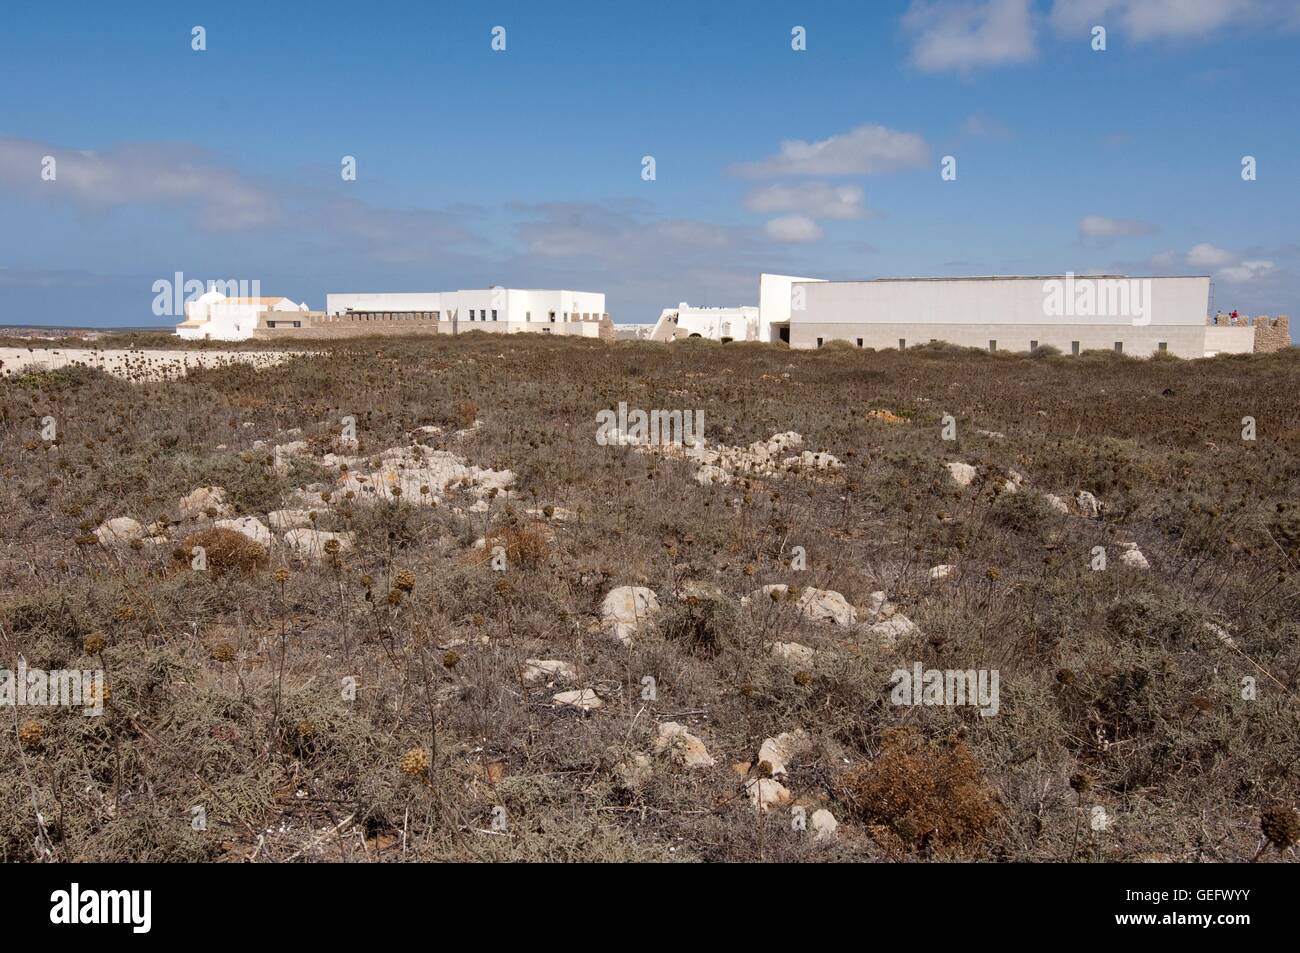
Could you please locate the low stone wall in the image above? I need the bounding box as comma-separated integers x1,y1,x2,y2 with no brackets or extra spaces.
252,311,441,340
1209,313,1292,353
1252,315,1291,353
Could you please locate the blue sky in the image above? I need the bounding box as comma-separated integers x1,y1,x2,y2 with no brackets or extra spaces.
1,0,1297,327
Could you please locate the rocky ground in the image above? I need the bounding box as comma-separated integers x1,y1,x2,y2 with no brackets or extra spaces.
1,334,1297,861
0,347,298,382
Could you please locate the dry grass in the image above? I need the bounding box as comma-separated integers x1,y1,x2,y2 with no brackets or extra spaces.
0,331,1297,862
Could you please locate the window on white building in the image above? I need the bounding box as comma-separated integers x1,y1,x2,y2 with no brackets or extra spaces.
492,310,498,321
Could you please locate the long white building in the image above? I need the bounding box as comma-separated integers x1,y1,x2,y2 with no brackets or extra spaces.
325,288,608,337
758,273,1255,358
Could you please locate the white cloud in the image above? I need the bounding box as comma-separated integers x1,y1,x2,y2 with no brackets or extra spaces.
1049,0,1278,41
764,215,824,243
732,124,928,178
744,183,872,220
1079,214,1158,238
0,136,278,231
1216,259,1276,283
1183,242,1277,284
1187,242,1237,267
903,0,1038,72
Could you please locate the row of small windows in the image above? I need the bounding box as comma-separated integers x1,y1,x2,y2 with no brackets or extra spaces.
345,311,438,321
466,310,600,322
344,309,601,323
815,338,1170,353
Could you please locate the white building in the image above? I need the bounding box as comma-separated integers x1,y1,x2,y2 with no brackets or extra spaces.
325,288,608,336
176,292,308,341
758,273,826,343
759,274,1237,358
649,303,761,342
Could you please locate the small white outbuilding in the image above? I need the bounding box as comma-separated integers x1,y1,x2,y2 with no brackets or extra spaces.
176,293,307,341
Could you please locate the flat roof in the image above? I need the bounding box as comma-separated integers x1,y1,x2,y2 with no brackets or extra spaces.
327,288,604,295
799,275,1211,283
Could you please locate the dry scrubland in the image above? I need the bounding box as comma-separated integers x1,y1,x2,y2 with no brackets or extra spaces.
1,333,1298,862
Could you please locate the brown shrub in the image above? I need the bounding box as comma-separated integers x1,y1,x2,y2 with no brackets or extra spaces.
175,528,267,577
484,523,552,569
452,399,479,429
836,728,1001,858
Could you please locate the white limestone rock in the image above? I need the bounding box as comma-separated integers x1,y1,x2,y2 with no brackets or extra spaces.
654,722,715,769
94,517,145,546
769,641,817,667
946,462,977,486
1118,542,1150,570
215,516,273,550
272,440,311,473
1076,490,1101,519
747,585,857,628
601,585,661,645
694,464,731,486
744,777,792,812
523,659,577,685
757,730,810,779
783,450,844,471
811,808,839,842
178,486,231,520
282,528,354,561
552,689,603,712
267,509,315,531
332,445,514,505
866,614,918,648
929,564,956,580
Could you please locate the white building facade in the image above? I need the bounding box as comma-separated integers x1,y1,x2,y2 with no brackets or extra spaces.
176,292,309,341
325,288,608,336
762,274,1222,358
649,303,761,342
